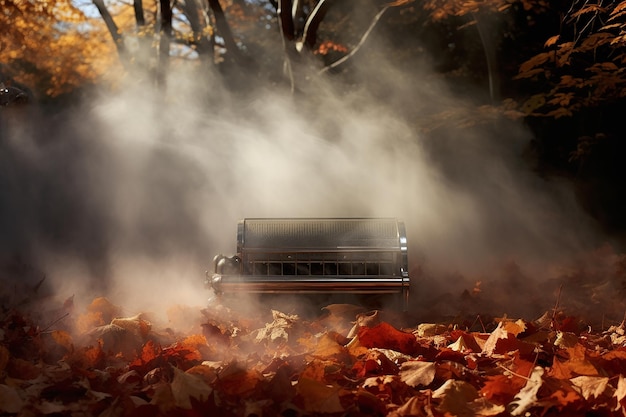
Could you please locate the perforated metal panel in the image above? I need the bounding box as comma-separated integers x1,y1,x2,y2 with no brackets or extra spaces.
209,218,410,309
239,218,402,250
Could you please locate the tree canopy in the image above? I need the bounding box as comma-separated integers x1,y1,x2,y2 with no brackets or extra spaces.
1,0,625,229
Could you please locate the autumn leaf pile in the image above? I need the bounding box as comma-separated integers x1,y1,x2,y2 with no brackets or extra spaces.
3,294,626,417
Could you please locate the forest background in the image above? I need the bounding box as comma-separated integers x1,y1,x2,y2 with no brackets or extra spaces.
2,0,626,320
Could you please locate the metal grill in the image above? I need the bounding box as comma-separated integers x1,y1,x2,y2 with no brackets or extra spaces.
208,218,410,309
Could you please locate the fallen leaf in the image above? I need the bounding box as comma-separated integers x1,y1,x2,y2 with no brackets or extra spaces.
570,375,611,400
508,366,544,416
0,345,8,372
216,360,264,397
50,329,73,351
482,321,534,356
481,374,522,404
615,375,626,411
432,379,479,416
0,384,24,413
388,395,431,417
255,310,299,343
295,377,344,414
170,366,213,409
415,323,448,337
398,361,436,388
468,397,506,416
357,322,419,355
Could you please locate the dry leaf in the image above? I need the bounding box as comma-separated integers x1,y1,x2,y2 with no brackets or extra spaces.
0,384,24,413
570,375,611,400
357,322,419,355
509,366,544,416
432,379,479,416
170,366,213,409
295,377,344,414
50,329,73,351
398,361,436,388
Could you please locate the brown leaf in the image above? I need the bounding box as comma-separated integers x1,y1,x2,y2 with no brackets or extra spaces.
0,345,9,372
0,384,24,413
7,357,41,380
432,379,479,416
570,376,611,400
170,366,213,409
481,374,522,404
398,361,436,388
216,361,264,397
295,377,344,414
50,329,74,351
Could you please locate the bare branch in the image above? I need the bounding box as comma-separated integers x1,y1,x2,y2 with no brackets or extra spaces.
92,0,127,62
320,4,390,74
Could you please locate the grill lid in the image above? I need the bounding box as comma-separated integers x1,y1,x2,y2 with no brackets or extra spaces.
239,218,403,250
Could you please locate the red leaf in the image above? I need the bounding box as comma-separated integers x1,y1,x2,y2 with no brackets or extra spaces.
357,322,419,355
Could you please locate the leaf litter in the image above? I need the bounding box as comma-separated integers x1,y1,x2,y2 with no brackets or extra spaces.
3,252,626,416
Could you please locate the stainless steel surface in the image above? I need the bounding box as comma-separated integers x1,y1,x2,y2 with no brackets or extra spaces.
209,218,410,309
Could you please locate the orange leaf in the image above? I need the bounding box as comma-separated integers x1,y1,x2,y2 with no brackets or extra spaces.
51,330,74,352
481,374,521,404
295,377,344,414
563,344,599,376
545,35,560,47
357,322,419,355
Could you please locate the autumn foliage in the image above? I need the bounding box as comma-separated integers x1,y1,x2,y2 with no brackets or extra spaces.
3,293,626,416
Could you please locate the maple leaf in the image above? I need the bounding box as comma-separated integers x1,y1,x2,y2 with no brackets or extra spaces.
432,379,480,416
615,375,626,412
352,349,399,378
508,366,544,416
170,366,213,409
50,329,74,352
482,321,535,356
481,374,522,404
215,360,264,397
554,343,599,377
570,375,611,400
388,395,432,417
357,322,419,355
398,360,436,388
295,377,345,414
311,332,349,360
448,332,482,353
255,310,299,344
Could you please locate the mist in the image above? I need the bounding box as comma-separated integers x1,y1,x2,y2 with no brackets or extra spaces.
0,46,618,324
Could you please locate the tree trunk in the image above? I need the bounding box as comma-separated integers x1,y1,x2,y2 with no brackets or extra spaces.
157,0,173,87
206,0,244,64
92,0,128,65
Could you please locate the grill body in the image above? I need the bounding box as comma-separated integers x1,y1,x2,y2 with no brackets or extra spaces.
208,218,410,309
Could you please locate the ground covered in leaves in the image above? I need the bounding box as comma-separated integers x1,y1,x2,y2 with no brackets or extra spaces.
3,290,626,417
